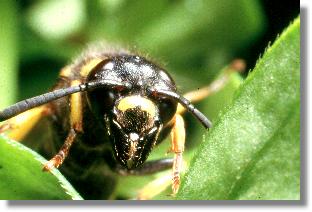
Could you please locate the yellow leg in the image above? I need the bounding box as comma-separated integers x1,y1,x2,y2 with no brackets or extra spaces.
0,105,49,141
137,172,172,200
170,114,185,195
135,114,185,199
43,80,83,171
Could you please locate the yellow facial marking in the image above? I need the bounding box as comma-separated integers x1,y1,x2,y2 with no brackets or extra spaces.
117,96,157,118
80,58,103,77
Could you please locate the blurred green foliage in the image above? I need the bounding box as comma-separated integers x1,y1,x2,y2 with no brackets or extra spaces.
15,0,265,100
0,0,299,200
0,1,18,109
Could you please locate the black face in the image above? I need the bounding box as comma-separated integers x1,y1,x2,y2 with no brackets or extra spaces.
107,95,162,169
86,55,177,169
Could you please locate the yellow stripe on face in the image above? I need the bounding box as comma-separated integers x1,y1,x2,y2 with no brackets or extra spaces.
117,95,157,118
80,58,103,77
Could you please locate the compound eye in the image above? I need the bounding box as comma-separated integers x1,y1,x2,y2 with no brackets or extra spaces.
157,97,177,123
87,88,119,116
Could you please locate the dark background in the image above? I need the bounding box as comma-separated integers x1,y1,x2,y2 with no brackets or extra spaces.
241,0,299,72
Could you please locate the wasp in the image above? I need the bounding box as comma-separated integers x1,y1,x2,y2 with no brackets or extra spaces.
0,46,241,199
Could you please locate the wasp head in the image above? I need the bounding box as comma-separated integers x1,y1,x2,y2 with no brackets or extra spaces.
105,95,162,169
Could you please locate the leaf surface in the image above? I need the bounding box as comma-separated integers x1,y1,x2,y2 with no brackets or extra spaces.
0,136,82,200
177,17,300,200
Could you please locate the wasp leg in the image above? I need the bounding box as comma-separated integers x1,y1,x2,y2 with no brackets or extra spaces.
177,59,245,114
136,172,172,200
43,128,77,171
115,159,173,200
117,158,173,176
138,115,186,199
170,114,185,195
128,159,177,200
0,106,50,141
43,80,83,171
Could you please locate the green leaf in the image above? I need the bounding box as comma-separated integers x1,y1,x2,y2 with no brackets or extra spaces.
0,135,83,200
177,17,300,200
